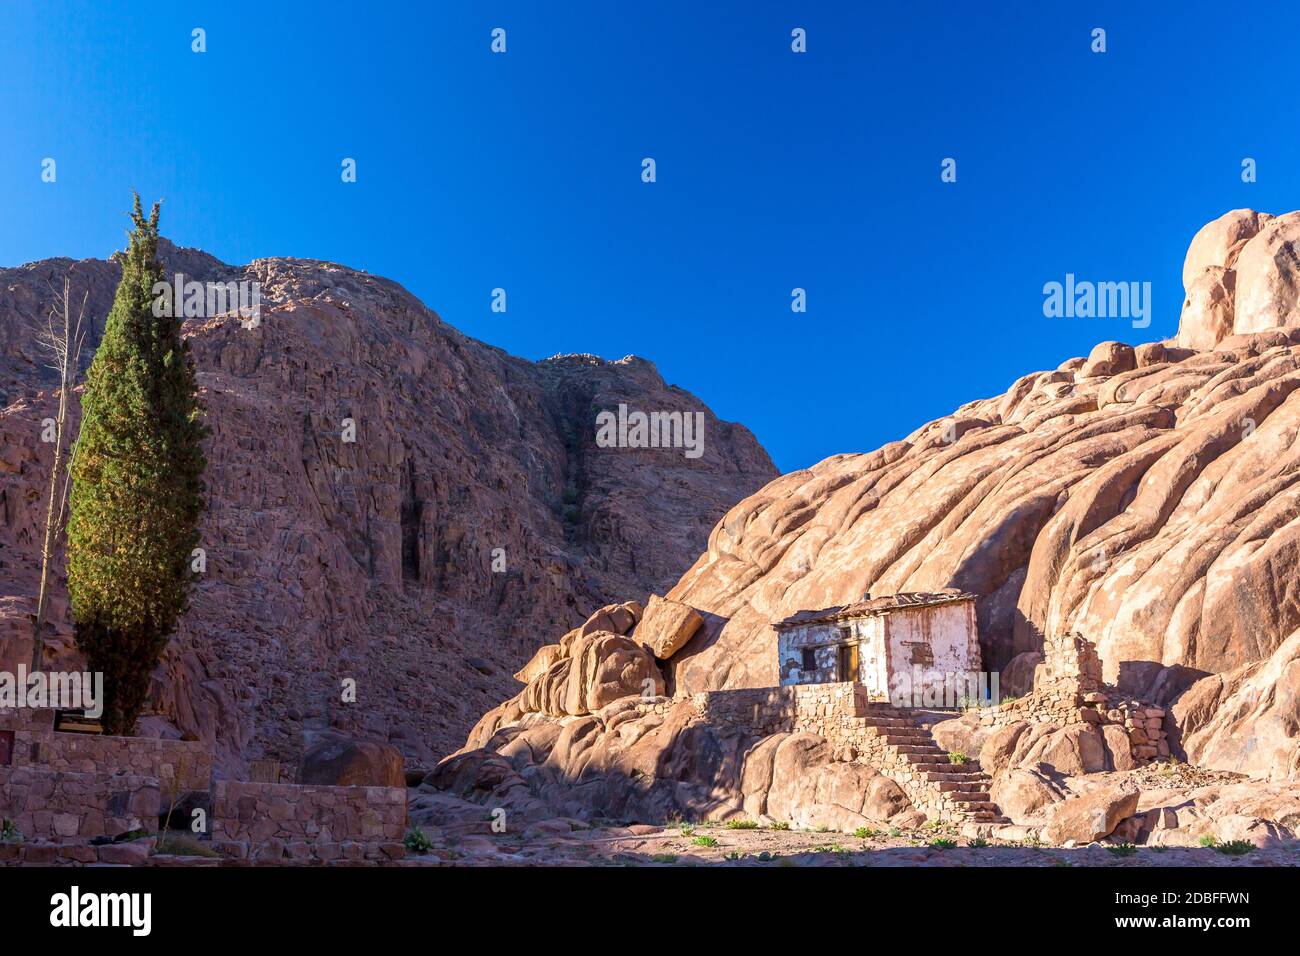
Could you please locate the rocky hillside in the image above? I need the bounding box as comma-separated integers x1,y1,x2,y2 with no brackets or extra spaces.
0,242,776,773
432,210,1300,835
664,210,1300,727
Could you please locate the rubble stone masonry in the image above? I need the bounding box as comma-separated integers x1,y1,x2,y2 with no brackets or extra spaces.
210,781,408,863
0,766,159,840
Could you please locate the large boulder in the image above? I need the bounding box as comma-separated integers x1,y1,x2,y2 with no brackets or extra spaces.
1172,629,1300,781
1043,783,1140,845
990,766,1063,823
1177,266,1236,351
1079,341,1135,378
1000,651,1043,698
517,631,663,717
1018,724,1108,776
514,644,563,684
1233,211,1300,336
1181,208,1272,290
634,595,704,660
299,733,404,788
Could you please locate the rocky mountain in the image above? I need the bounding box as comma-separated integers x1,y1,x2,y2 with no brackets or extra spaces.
429,210,1300,838
0,241,777,773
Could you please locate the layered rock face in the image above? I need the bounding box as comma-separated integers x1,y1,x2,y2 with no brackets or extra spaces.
436,211,1300,831
668,328,1300,705
0,242,776,774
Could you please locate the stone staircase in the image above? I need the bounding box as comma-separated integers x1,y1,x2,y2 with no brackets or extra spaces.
855,703,1006,824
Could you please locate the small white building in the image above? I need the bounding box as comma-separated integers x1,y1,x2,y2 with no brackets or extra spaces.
774,591,981,703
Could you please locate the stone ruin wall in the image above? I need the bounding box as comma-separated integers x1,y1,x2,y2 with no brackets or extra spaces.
1,708,211,790
211,781,408,863
0,707,411,865
978,633,1169,762
0,766,159,841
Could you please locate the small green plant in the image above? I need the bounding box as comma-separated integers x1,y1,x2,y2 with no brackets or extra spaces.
1198,834,1219,848
650,853,678,864
1214,840,1254,856
922,819,943,830
888,827,902,837
723,850,744,861
725,819,758,830
947,751,969,765
1,819,23,843
1106,843,1138,857
967,838,989,849
996,694,1020,706
155,833,220,858
929,837,958,849
678,824,695,837
769,821,790,831
404,827,433,853
692,835,718,848
853,827,876,839
814,825,831,833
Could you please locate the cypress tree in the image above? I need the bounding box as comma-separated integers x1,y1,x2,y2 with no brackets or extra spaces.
67,195,208,734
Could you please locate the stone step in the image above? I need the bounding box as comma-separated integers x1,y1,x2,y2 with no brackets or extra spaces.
949,797,1000,811
923,774,991,789
902,752,953,764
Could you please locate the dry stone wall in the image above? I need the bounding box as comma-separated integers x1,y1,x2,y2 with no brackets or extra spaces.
210,780,408,863
0,766,159,840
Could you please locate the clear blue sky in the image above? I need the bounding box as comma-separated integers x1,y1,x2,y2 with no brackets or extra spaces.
3,1,1298,473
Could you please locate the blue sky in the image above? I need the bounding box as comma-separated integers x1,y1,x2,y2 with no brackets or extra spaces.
3,1,1298,473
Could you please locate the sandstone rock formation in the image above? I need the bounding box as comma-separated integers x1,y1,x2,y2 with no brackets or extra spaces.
435,211,1300,838
1176,208,1300,349
0,242,776,774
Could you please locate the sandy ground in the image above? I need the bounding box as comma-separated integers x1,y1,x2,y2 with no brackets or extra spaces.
390,817,1300,867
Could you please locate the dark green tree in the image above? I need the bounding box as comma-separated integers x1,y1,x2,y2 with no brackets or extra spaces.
67,195,208,734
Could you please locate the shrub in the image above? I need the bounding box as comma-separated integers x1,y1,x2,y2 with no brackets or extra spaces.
691,835,718,848
947,752,969,765
1106,843,1138,857
967,838,989,849
650,853,678,864
929,838,958,849
404,827,433,852
854,827,876,839
1198,834,1219,848
1215,840,1254,856
725,819,758,830
1,819,22,843
769,821,790,831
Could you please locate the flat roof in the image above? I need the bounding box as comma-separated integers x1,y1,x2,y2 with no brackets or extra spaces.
772,590,976,630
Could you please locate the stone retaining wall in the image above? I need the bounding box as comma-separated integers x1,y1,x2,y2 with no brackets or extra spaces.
0,707,211,789
693,682,864,735
211,781,407,863
0,766,159,840
13,731,211,790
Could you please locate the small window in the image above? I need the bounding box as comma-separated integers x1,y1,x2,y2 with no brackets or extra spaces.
801,648,818,671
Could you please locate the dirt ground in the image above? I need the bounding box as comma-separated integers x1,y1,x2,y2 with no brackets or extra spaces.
391,817,1300,867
